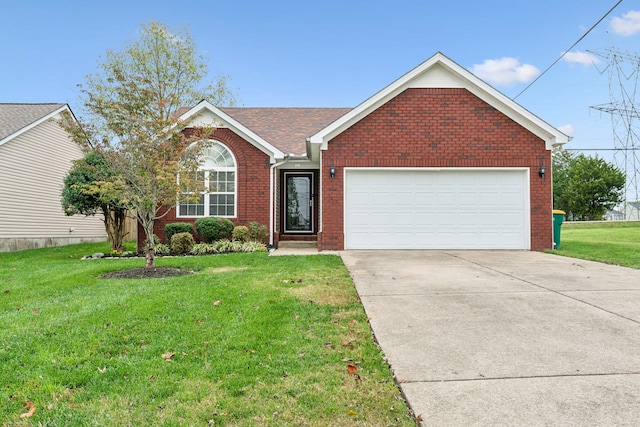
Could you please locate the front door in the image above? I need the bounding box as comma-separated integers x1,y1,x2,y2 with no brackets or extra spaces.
284,172,314,233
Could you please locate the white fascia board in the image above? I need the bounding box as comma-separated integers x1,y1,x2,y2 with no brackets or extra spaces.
309,52,570,151
436,58,570,150
179,100,285,163
0,104,72,147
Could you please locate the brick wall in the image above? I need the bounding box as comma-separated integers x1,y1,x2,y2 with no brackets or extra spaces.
137,128,272,248
320,88,552,251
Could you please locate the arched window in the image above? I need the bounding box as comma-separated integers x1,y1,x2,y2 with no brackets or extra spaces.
178,142,236,217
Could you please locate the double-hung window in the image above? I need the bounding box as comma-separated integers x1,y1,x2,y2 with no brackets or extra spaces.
178,142,236,217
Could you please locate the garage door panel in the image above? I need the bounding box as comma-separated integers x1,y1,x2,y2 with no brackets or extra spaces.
345,169,528,249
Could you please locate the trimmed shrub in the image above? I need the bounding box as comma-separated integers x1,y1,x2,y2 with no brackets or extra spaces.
195,217,234,243
165,222,194,242
155,243,170,255
232,225,250,242
171,232,195,254
249,221,269,244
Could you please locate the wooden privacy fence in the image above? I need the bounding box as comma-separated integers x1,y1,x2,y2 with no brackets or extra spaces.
123,211,138,243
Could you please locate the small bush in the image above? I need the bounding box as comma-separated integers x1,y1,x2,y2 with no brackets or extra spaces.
232,225,250,242
189,240,267,255
155,243,170,255
195,217,235,243
241,241,268,253
190,243,219,255
165,222,194,242
249,221,269,243
171,232,195,254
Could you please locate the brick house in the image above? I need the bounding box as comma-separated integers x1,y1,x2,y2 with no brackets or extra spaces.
146,52,569,251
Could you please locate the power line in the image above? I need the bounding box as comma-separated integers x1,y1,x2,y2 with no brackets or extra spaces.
514,0,624,100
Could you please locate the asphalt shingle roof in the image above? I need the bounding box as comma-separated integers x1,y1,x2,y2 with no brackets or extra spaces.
0,103,65,142
220,107,352,156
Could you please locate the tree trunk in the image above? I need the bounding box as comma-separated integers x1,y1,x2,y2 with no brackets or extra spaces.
103,207,128,251
140,215,156,268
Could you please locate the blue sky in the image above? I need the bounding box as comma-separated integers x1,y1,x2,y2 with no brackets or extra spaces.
2,0,639,159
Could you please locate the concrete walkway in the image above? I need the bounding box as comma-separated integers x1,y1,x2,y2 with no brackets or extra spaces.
340,250,640,426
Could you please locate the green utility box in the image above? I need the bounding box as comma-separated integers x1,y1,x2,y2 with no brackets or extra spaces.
552,210,566,249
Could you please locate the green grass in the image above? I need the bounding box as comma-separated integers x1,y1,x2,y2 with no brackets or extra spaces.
0,242,412,426
551,221,640,269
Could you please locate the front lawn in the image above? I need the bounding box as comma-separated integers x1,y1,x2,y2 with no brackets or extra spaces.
552,221,640,269
0,243,412,425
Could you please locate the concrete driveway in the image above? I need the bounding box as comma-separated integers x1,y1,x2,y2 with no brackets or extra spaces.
340,250,640,426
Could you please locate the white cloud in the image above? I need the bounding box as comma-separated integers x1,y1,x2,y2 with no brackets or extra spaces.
610,10,640,36
471,57,539,86
558,124,575,137
562,51,600,66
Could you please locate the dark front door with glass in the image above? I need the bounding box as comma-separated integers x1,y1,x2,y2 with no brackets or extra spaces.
284,172,314,233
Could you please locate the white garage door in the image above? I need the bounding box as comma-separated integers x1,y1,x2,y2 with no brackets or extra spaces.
344,169,529,249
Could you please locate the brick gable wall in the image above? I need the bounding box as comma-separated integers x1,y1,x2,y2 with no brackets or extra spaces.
320,88,552,251
138,128,272,247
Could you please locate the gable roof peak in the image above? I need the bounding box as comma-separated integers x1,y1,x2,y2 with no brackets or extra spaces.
0,103,70,146
308,52,570,151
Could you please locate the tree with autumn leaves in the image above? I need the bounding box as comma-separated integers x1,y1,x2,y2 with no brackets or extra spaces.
65,21,236,267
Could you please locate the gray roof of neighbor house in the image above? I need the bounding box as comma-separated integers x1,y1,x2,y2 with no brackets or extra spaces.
0,103,66,142
219,107,352,156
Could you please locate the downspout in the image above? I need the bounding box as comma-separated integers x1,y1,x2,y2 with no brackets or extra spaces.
269,154,289,246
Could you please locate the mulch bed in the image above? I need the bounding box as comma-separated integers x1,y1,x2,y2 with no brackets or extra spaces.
100,267,194,279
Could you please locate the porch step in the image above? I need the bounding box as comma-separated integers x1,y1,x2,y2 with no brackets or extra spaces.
278,240,318,249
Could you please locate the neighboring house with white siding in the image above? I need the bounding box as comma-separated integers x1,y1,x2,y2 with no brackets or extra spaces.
0,103,106,252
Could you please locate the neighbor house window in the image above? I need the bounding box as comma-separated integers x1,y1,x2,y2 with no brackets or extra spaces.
178,142,236,217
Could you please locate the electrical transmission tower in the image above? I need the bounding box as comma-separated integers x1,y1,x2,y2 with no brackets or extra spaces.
590,48,640,207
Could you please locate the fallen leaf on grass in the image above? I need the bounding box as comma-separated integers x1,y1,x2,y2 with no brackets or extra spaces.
347,410,357,416
20,401,36,418
298,352,306,358
324,342,333,348
416,414,423,424
32,309,39,315
161,352,175,360
213,300,221,306
347,364,358,374
294,314,299,320
342,357,353,362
